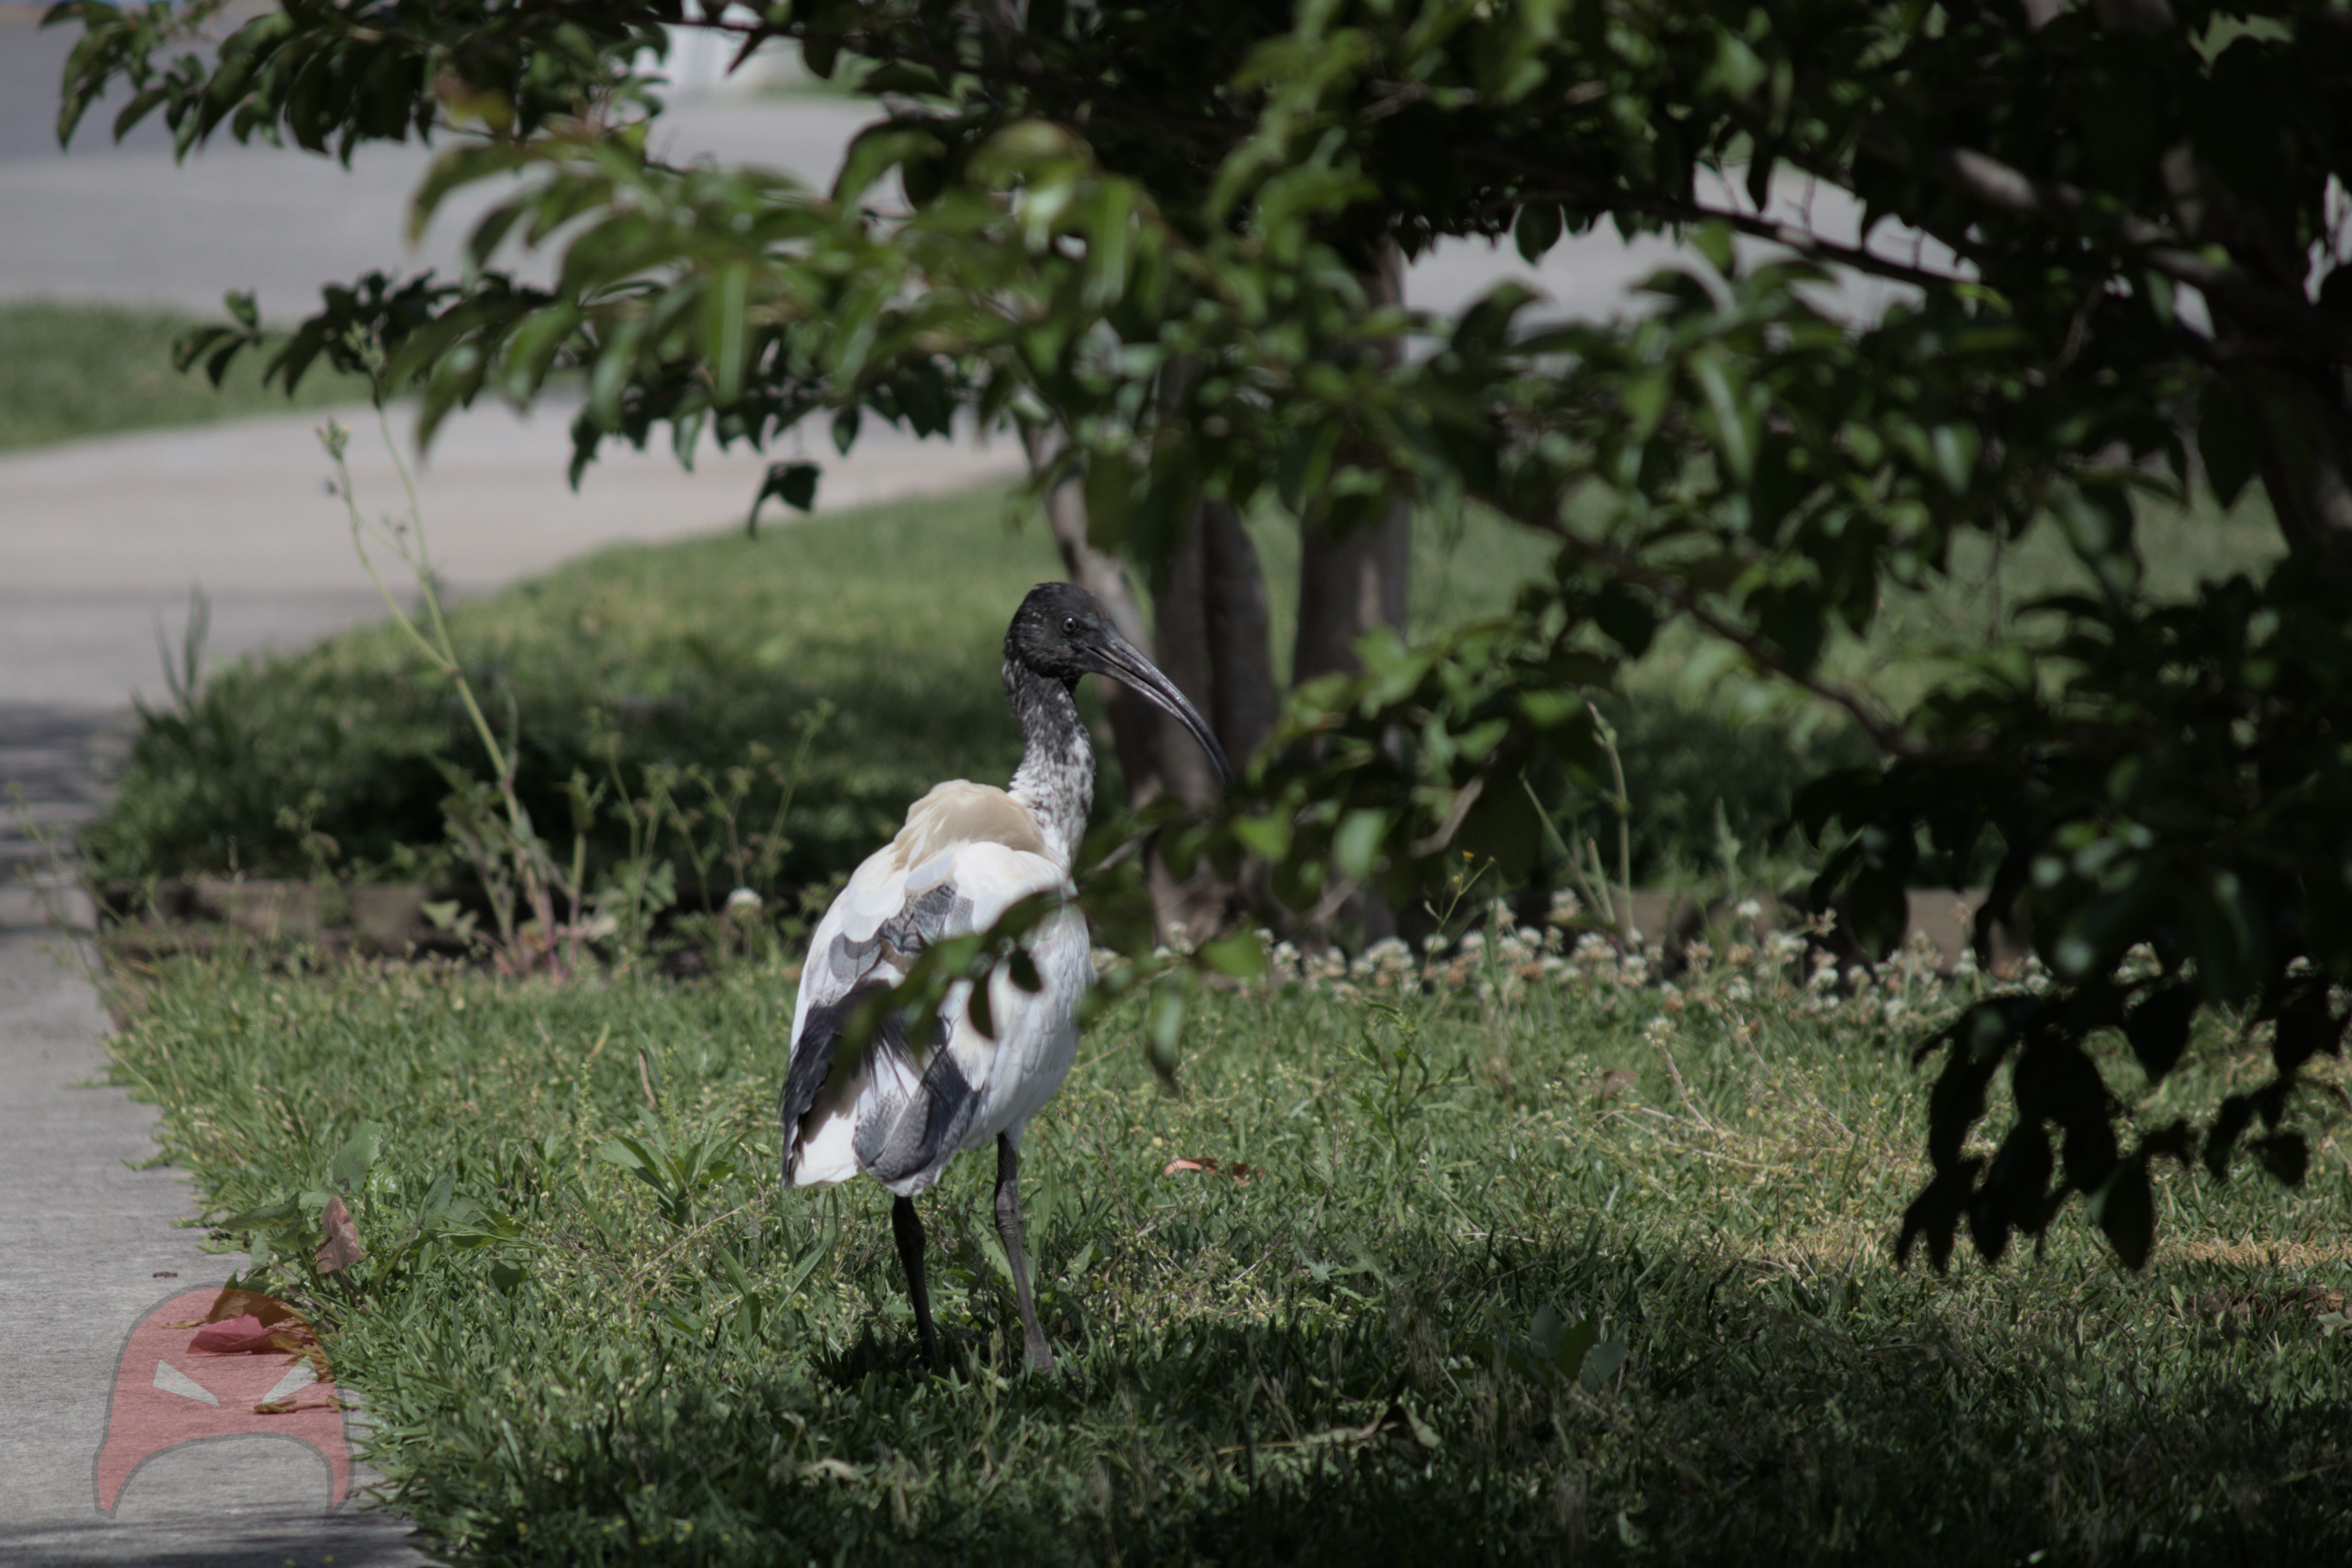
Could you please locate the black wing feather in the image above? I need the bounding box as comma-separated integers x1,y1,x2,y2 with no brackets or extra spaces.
854,1036,977,1184
782,874,979,1185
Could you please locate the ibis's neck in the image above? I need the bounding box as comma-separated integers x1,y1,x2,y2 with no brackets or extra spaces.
1005,661,1095,869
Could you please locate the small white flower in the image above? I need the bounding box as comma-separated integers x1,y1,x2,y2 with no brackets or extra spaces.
724,886,762,917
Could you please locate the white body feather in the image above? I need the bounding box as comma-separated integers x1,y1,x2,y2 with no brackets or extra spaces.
785,780,1093,1197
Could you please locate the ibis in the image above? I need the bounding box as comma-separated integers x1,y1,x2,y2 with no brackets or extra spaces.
779,582,1231,1372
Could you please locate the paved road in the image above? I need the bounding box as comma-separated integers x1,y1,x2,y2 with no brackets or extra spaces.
0,713,429,1564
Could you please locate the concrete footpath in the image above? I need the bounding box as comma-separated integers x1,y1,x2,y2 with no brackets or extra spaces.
0,725,429,1565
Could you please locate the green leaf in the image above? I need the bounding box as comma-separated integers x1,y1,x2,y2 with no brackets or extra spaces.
330,1121,385,1195
1146,983,1187,1085
833,127,939,206
751,461,821,531
2198,380,2259,509
1513,202,1562,264
702,263,750,405
2122,984,2197,1084
217,1195,304,1231
1578,1337,1628,1391
2088,1158,2154,1270
1333,809,1389,882
1197,929,1267,980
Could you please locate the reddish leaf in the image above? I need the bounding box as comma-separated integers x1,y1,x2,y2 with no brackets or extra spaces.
190,1287,321,1359
189,1315,280,1354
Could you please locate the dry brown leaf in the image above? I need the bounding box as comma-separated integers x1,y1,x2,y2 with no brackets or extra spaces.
204,1286,304,1327
315,1194,364,1275
1164,1156,1256,1184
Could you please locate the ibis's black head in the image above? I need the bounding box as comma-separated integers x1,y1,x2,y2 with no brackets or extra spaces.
1007,582,1232,784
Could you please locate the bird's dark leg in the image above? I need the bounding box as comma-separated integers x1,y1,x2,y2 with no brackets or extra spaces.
994,1133,1056,1374
890,1194,939,1365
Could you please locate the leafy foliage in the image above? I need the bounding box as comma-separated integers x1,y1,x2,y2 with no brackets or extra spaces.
51,0,2352,1263
0,301,370,450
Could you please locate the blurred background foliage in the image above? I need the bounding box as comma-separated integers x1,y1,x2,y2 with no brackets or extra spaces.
0,300,372,450
84,484,1893,900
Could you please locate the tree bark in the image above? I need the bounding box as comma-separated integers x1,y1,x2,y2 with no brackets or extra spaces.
1023,425,1164,809
1283,242,1418,943
2227,362,2352,581
1149,493,1223,813
1293,240,1413,683
1201,499,1277,768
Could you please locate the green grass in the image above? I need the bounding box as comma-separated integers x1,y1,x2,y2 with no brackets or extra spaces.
108,935,2352,1565
0,302,375,451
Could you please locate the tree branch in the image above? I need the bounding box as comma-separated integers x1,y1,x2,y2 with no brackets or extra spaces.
1887,138,2352,365
1508,504,1930,759
1460,146,1975,298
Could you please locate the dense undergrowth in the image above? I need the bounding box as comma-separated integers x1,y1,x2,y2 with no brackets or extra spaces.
107,923,2352,1566
82,488,1861,900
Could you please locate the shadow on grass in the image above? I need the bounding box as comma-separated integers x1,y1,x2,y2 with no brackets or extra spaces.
385,1231,2352,1568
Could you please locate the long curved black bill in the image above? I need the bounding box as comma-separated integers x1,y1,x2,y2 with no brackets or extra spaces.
1086,630,1233,785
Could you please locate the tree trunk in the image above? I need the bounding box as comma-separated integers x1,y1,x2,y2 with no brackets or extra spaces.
2227,362,2352,580
1201,499,1277,765
1289,241,1416,942
1023,425,1164,809
1149,494,1223,813
1293,240,1413,683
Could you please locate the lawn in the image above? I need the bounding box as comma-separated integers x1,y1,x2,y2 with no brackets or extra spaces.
0,302,374,451
108,926,2352,1565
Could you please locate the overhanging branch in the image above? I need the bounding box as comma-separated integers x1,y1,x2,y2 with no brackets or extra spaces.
1508,505,1930,759
1890,139,2352,365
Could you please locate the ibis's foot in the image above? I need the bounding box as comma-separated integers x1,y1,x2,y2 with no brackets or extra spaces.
995,1133,1057,1375
891,1194,940,1365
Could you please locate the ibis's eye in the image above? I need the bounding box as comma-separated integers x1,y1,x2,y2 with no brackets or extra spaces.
1062,616,1079,634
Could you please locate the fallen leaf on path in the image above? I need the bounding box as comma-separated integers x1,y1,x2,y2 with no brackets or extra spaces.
190,1287,322,1360
204,1287,305,1327
190,1315,292,1354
